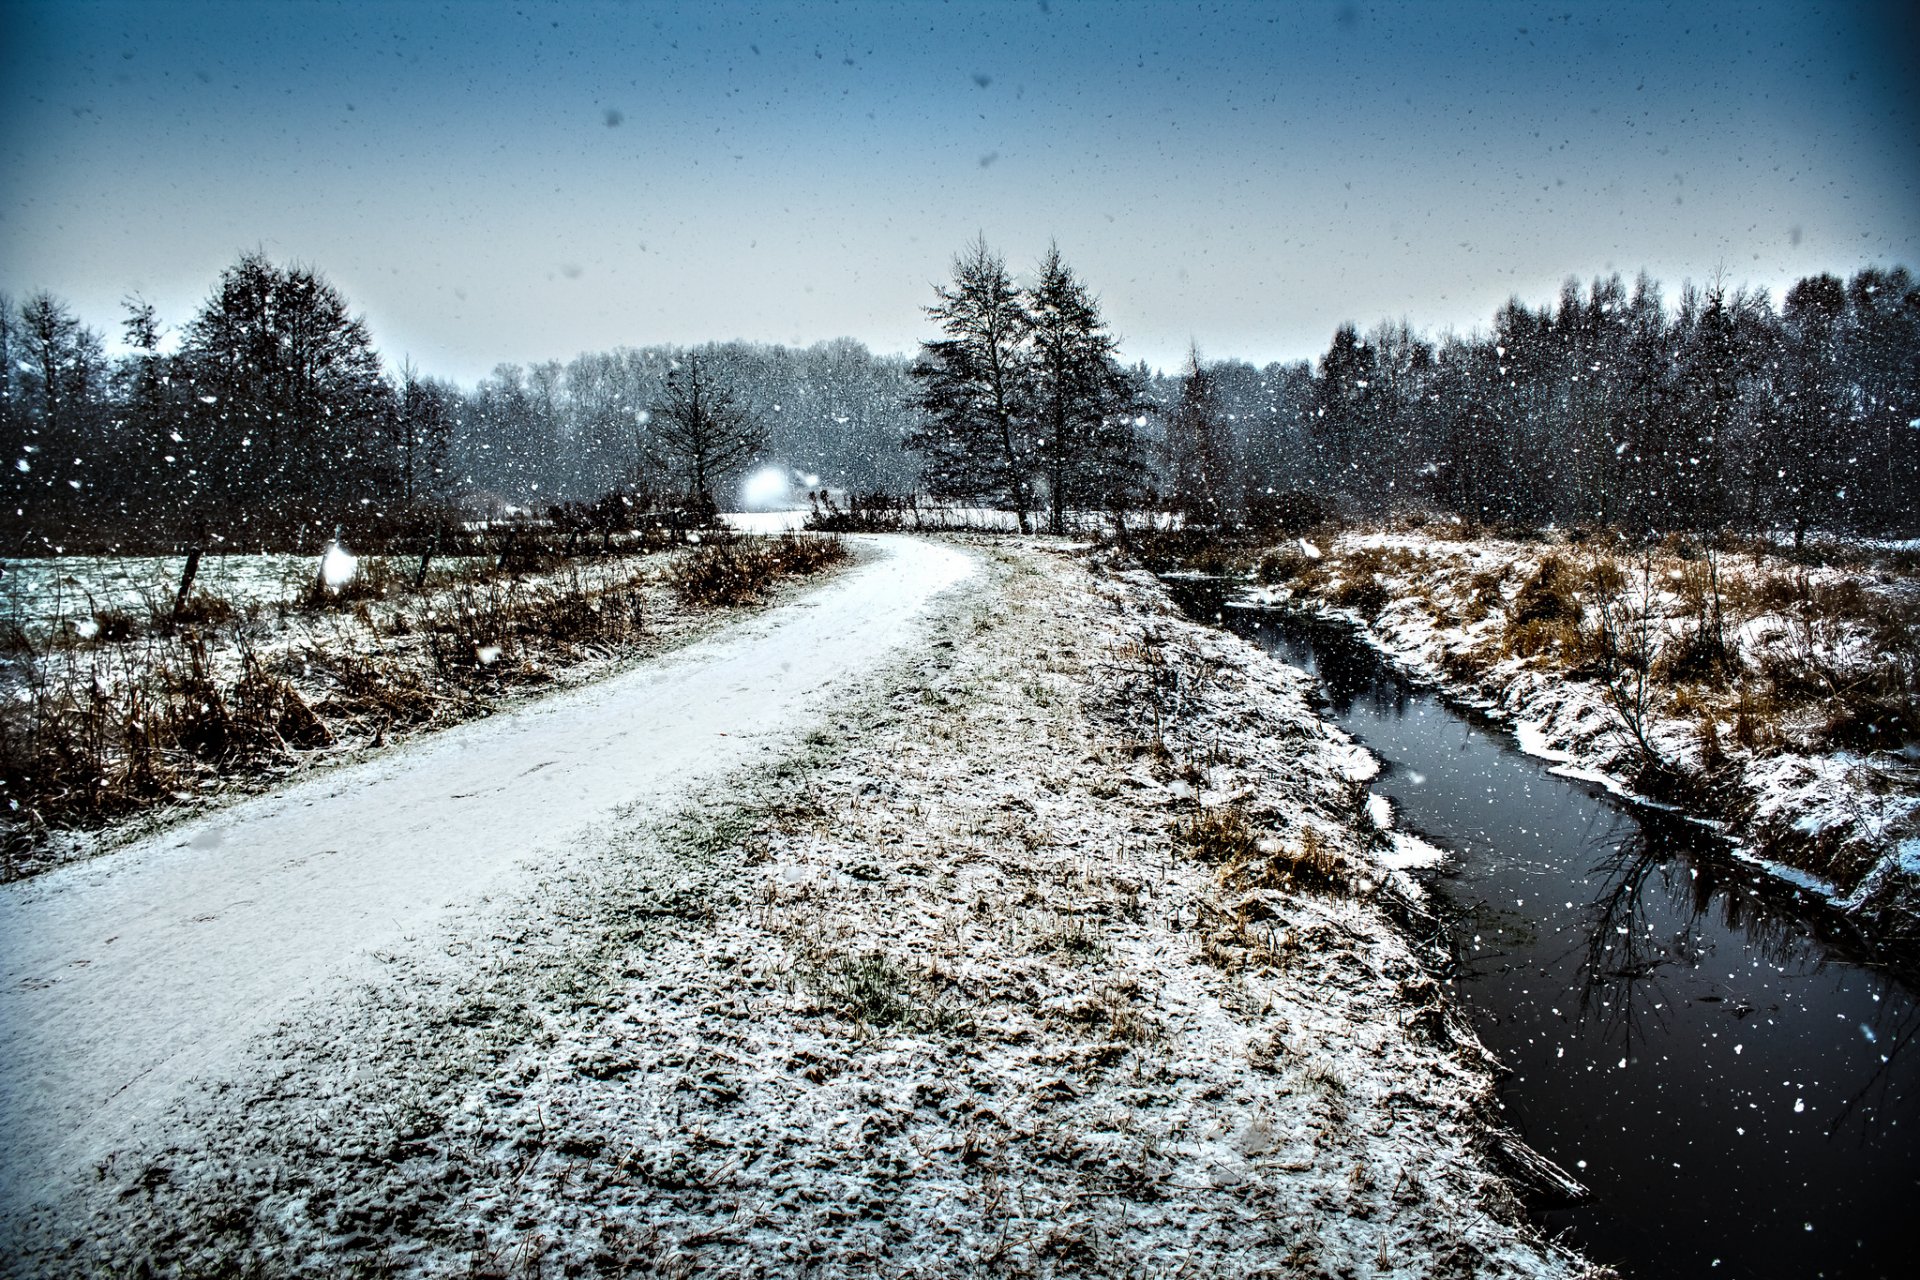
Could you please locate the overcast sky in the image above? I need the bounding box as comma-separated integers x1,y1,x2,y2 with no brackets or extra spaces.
3,0,1917,383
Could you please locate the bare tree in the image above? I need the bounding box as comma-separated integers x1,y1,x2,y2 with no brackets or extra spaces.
646,351,766,507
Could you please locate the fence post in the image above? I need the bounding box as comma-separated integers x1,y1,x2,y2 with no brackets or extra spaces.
170,547,203,624
414,525,439,591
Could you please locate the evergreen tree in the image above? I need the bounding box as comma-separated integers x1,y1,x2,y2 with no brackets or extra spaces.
906,238,1037,530
1313,324,1377,496
391,363,459,507
1164,346,1235,527
1026,245,1142,534
7,292,107,537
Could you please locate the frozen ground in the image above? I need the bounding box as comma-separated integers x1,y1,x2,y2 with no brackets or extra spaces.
1,552,363,628
0,537,972,1251
2,536,1585,1278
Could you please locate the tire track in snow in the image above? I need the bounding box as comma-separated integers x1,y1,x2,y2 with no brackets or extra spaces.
0,535,976,1225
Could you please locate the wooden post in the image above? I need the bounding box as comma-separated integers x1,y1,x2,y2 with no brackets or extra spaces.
414,525,439,591
171,547,203,623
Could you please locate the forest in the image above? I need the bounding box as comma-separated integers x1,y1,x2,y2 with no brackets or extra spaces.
3,244,1916,554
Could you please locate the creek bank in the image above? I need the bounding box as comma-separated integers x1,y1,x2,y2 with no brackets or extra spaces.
1193,595,1920,1280
11,538,1593,1279
1212,526,1920,952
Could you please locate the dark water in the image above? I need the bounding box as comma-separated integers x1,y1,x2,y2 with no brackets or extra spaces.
1180,588,1919,1280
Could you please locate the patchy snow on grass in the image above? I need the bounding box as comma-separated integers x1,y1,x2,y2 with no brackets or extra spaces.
1237,525,1920,929
3,538,1585,1278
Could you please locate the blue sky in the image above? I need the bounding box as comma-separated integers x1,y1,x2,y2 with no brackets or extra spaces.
3,0,1916,382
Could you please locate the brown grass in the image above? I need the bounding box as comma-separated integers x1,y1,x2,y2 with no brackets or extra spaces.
1175,806,1351,897
1,535,851,879
668,534,848,607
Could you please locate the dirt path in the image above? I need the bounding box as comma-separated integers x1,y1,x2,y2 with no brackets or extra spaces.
0,535,977,1235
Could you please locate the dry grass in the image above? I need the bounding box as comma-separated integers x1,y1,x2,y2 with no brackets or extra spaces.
1175,805,1351,897
0,535,852,879
668,534,847,607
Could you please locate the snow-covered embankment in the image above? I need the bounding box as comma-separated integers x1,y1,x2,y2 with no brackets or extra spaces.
4,537,1585,1278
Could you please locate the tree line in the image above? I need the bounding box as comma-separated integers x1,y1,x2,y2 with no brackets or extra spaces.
0,253,918,553
1142,268,1920,539
900,246,1917,540
5,246,1915,554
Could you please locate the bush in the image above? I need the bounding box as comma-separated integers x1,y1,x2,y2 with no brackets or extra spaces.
668,534,848,607
1255,549,1307,584
1245,489,1335,536
805,490,910,532
1508,555,1576,627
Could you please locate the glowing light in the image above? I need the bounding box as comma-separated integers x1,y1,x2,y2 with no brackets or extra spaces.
320,542,358,589
741,465,791,509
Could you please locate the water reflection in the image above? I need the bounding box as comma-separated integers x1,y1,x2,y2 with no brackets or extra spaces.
1176,587,1920,1280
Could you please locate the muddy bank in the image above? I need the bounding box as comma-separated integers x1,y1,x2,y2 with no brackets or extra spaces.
7,539,1590,1278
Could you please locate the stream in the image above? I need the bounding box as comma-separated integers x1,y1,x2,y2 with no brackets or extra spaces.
1175,585,1919,1280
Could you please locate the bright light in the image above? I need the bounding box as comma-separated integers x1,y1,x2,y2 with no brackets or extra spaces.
320,542,358,589
740,465,792,510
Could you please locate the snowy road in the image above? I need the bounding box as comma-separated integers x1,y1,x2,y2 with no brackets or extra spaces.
0,535,976,1224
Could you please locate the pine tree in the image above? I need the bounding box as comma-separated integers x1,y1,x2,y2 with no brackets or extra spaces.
906,238,1037,531
1026,245,1142,534
1164,346,1235,527
392,363,459,507
8,292,107,534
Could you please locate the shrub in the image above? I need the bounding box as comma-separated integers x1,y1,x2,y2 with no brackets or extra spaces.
668,535,847,607
1245,489,1335,536
805,490,910,532
1508,555,1576,627
1255,549,1306,584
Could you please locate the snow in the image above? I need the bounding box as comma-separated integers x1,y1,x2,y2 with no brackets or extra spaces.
0,537,1583,1277
1,552,343,627
718,508,808,535
1235,525,1920,919
0,535,975,1230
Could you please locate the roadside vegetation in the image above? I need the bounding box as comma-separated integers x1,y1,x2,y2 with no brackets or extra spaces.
0,530,846,878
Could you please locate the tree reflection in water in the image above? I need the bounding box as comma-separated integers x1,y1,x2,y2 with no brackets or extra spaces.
1183,587,1920,1280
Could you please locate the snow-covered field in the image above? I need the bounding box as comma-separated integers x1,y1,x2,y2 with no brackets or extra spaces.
4,519,820,632
718,509,809,535
1233,525,1920,927
1,552,347,628
0,535,1583,1278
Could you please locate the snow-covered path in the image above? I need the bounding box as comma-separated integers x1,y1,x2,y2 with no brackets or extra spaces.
0,535,975,1222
